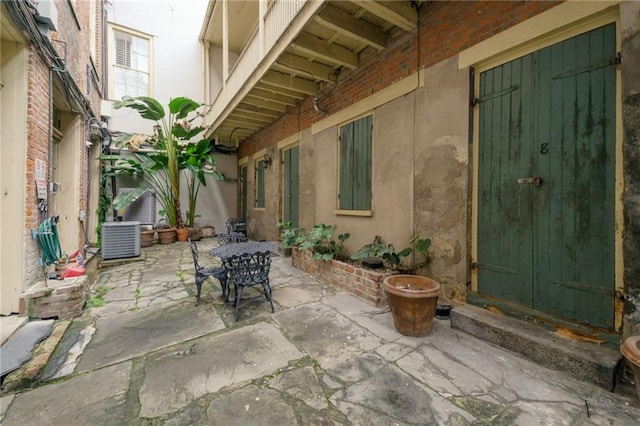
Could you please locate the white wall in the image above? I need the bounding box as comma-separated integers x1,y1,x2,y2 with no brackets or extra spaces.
106,0,235,231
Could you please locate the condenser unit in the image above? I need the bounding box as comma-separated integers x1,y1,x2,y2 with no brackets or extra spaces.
101,221,141,260
117,188,156,224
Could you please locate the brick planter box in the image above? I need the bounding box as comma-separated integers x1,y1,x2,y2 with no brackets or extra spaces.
20,276,88,320
291,247,393,307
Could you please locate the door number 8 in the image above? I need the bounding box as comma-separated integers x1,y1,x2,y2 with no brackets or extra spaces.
540,143,550,155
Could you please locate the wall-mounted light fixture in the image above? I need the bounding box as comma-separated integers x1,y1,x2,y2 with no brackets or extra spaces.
263,153,273,169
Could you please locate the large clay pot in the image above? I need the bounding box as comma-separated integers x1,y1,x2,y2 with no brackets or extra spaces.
621,335,640,400
188,227,202,241
140,229,155,247
383,274,441,337
176,228,189,242
157,227,177,244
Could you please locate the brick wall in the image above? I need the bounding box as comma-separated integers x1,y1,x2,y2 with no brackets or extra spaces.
24,48,53,288
239,0,560,158
291,248,393,307
22,0,104,290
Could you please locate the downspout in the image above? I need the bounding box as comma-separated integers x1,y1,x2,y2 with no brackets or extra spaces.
45,67,53,224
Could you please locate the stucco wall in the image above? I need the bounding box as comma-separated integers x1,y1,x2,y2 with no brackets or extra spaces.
107,0,235,232
620,1,640,336
415,56,470,303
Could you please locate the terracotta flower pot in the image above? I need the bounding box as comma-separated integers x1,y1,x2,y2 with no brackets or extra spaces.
157,227,176,244
188,227,202,241
383,274,441,337
176,228,189,242
621,336,640,400
140,229,155,247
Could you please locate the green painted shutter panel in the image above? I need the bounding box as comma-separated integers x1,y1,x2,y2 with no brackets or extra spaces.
477,23,616,329
533,23,616,327
256,160,265,208
283,146,299,227
240,165,248,218
339,122,354,210
339,116,372,210
477,54,534,306
353,115,372,210
290,146,299,226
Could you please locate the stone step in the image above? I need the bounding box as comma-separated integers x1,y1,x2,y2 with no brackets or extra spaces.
450,304,621,391
1,320,54,379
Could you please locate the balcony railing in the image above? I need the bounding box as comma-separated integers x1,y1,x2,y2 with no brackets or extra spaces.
207,0,313,130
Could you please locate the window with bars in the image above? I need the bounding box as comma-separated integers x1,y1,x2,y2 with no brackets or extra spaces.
110,27,151,99
338,115,372,211
255,160,266,208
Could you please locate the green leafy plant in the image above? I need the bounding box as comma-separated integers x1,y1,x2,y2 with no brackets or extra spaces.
351,235,431,273
181,138,223,227
298,223,350,261
108,96,216,229
86,285,109,308
277,221,306,248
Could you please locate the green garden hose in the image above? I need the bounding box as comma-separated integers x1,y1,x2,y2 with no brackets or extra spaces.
38,216,64,266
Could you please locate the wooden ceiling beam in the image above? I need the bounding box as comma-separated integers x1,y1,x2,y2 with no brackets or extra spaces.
274,52,337,83
248,86,299,106
351,0,417,31
315,3,386,50
240,96,288,113
260,70,318,96
291,32,358,69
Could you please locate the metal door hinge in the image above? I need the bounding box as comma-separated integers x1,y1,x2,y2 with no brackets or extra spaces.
611,52,622,66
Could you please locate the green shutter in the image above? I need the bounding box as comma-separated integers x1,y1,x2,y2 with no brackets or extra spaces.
339,123,354,209
256,160,265,208
339,115,372,210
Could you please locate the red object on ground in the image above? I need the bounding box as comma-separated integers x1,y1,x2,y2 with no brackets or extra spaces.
60,266,86,278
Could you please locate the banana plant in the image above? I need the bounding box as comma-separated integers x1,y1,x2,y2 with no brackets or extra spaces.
111,96,209,229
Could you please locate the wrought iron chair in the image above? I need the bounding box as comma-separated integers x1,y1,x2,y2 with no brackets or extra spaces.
222,250,274,321
217,231,247,245
189,239,229,306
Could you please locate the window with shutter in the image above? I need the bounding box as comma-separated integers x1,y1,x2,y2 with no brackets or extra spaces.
256,160,266,208
109,26,152,100
338,115,372,211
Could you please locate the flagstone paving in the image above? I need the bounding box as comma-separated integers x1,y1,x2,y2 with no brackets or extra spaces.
1,239,639,425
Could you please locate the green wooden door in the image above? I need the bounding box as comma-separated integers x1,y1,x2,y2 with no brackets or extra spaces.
239,165,247,219
477,24,616,329
283,146,299,227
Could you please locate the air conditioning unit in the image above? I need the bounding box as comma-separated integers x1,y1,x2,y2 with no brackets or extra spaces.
101,221,141,260
117,188,156,224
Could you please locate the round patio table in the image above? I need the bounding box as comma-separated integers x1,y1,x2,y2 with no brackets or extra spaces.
209,241,279,259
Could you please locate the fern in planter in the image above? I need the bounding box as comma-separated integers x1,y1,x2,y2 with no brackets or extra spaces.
352,235,431,274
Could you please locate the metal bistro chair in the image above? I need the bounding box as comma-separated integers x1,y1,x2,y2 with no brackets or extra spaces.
222,250,274,321
217,231,247,245
189,239,229,306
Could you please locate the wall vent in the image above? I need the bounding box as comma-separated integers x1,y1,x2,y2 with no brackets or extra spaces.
101,221,140,260
117,188,156,224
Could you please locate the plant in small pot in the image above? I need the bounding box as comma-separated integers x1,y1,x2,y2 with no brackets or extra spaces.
353,235,439,337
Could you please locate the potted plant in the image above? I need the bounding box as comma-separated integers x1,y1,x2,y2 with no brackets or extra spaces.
353,235,439,337
107,96,219,242
181,138,223,238
276,221,306,256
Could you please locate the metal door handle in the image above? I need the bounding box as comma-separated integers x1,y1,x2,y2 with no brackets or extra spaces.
517,176,543,187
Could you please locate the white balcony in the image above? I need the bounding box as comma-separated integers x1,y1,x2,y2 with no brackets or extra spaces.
200,0,419,145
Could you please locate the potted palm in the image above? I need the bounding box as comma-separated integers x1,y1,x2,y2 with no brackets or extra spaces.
108,96,217,242
181,138,223,240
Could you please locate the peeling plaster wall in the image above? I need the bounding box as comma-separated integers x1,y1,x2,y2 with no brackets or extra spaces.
414,56,470,304
621,1,640,337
